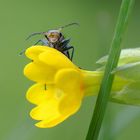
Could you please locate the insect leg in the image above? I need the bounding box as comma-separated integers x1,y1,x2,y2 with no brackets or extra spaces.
61,39,70,47
19,40,42,56
19,40,48,56
44,83,47,90
63,46,74,60
34,39,49,46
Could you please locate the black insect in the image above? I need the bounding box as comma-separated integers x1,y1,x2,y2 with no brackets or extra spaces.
24,23,79,61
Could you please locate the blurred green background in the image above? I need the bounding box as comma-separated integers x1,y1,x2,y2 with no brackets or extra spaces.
0,0,140,140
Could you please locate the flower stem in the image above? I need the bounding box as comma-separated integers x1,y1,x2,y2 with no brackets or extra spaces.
86,0,135,140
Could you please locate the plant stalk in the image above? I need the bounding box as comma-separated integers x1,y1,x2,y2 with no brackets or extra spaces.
86,0,135,140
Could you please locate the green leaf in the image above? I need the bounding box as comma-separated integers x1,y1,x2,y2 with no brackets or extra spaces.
112,62,140,81
97,48,140,66
111,82,140,105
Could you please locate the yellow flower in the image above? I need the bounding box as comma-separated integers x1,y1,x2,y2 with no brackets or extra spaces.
24,46,129,128
24,46,84,128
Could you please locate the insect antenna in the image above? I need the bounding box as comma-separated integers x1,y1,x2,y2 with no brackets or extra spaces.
19,49,25,56
21,32,45,56
26,32,45,40
58,22,79,31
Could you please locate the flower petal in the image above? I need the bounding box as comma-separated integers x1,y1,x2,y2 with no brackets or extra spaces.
27,83,70,127
24,62,56,83
55,69,84,115
39,49,76,69
26,83,53,105
55,69,84,93
30,100,60,121
35,115,69,128
25,45,52,60
29,88,71,128
59,96,82,116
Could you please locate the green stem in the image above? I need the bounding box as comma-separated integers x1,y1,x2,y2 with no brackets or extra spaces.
86,0,135,140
